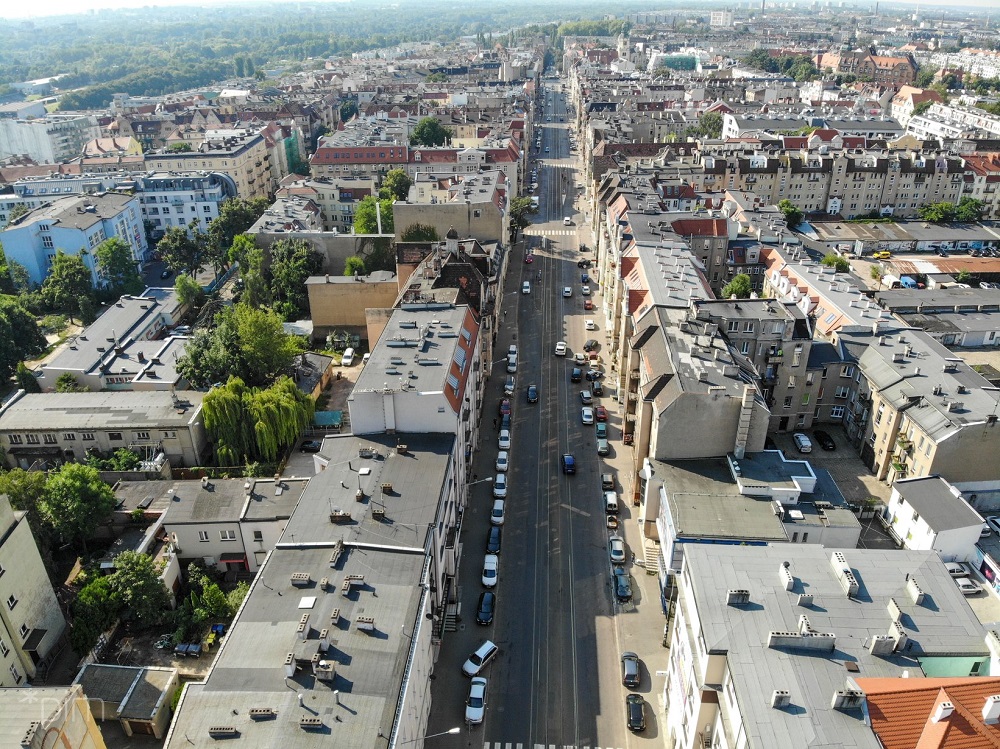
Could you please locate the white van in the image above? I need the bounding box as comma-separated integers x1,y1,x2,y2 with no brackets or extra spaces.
604,491,619,514
563,217,572,226
506,354,517,373
522,281,531,294
341,347,355,366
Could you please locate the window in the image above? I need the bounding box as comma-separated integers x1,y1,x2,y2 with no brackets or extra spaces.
792,345,802,366
801,394,810,405
108,432,123,441
740,341,750,355
43,434,57,444
0,639,8,657
841,365,855,378
6,595,17,610
783,396,792,409
835,386,850,399
875,403,885,425
220,530,236,541
64,433,75,441
82,433,95,441
42,235,54,249
728,321,739,333
203,205,211,212
912,509,920,523
9,665,21,684
744,321,755,333
787,376,796,388
253,530,263,542
162,431,176,439
135,431,150,441
791,532,798,542
796,413,807,427
802,532,808,542
7,435,21,445
831,406,845,419
18,624,27,639
25,434,38,444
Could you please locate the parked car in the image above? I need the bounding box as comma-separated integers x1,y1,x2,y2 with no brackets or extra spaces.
612,566,632,602
486,526,502,554
945,562,966,578
586,369,604,382
584,299,594,310
495,451,509,473
159,268,173,279
493,473,508,498
462,640,498,676
955,577,980,596
813,430,836,451
554,341,567,356
504,376,515,396
499,398,511,416
601,473,615,490
792,432,812,453
476,591,496,625
595,406,608,422
626,694,646,732
987,516,1000,535
300,440,322,453
466,676,487,724
580,390,593,404
608,534,626,564
581,285,591,295
500,413,510,431
490,500,505,526
592,381,605,397
597,438,610,456
574,353,587,365
498,429,511,450
562,454,576,474
621,651,640,688
581,406,594,424
596,422,608,439
482,554,499,587
571,368,583,383
583,338,599,352
585,319,597,330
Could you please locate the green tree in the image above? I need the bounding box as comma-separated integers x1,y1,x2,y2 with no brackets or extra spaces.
685,111,724,139
508,196,538,241
0,468,50,563
917,202,957,223
108,550,170,627
911,100,934,118
721,273,752,299
821,254,850,272
409,116,453,147
955,197,985,223
4,204,29,228
192,581,231,622
339,100,358,123
0,297,47,381
344,256,367,276
41,463,116,552
227,233,257,268
8,260,31,294
226,581,250,614
379,168,412,201
916,66,938,88
239,244,270,309
956,269,973,284
157,225,204,276
202,376,314,464
425,72,448,83
174,273,206,308
353,196,394,234
55,372,88,392
208,197,270,266
176,303,303,388
399,223,440,242
94,237,144,295
70,576,122,654
167,141,193,152
41,251,93,323
15,362,41,393
870,265,884,290
777,199,804,229
267,238,323,320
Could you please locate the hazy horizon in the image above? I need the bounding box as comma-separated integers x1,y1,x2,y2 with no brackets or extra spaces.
1,0,998,22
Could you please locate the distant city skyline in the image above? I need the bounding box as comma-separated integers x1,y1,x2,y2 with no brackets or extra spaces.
0,0,997,20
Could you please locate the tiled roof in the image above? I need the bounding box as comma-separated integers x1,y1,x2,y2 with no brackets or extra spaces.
858,677,1000,749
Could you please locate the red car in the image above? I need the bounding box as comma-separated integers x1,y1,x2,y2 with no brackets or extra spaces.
499,399,512,416
525,253,534,263
584,299,594,310
595,406,608,422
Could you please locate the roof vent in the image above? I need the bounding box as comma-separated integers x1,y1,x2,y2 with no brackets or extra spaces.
932,702,954,723
831,690,865,711
300,716,324,730
726,589,750,605
771,690,791,708
290,572,311,587
208,727,239,737
983,695,1000,724
249,708,276,720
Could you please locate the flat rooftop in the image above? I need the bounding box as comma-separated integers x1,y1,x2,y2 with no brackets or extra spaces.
0,390,204,431
684,544,990,749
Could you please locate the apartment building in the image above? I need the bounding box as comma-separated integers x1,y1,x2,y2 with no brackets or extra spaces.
0,390,207,470
664,544,989,749
392,169,509,244
0,113,101,163
275,174,377,232
960,152,1000,220
0,494,67,687
0,685,106,748
813,48,918,86
145,131,273,200
0,192,147,285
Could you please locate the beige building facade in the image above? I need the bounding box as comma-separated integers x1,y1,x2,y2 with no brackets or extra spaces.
305,270,400,341
0,685,106,748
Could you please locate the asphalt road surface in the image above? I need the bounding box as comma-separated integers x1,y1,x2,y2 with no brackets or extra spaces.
426,81,647,749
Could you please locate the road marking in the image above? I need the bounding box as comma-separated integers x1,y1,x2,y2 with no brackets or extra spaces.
560,503,590,517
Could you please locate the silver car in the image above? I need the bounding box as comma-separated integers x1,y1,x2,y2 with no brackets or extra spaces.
609,534,626,564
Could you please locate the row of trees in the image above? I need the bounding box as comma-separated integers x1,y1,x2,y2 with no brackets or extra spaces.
776,197,985,229
741,50,820,82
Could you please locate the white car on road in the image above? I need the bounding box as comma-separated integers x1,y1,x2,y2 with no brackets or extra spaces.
466,677,487,724
482,554,499,587
581,406,594,424
554,341,567,356
585,319,597,330
490,499,506,526
496,451,509,472
493,473,508,498
498,429,511,450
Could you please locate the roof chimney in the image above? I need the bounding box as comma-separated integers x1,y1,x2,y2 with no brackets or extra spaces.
984,695,1000,724
932,702,954,723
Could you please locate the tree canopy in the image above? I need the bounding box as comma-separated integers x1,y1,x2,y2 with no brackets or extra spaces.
157,223,206,276
353,196,395,234
266,238,324,320
41,251,94,324
208,197,270,264
409,117,453,147
40,463,116,551
0,296,46,381
202,376,314,464
508,196,539,241
778,200,804,229
399,223,441,242
379,169,413,201
684,111,723,140
721,274,753,299
94,237,144,296
107,550,171,627
176,303,304,388
821,254,850,273
917,198,983,224
344,256,367,276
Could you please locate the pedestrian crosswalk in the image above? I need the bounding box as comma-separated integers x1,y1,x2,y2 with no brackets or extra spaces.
524,229,577,237
484,744,623,749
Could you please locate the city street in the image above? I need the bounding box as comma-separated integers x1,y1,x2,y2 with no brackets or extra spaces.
426,81,667,749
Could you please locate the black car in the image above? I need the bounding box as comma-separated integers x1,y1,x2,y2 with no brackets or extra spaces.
300,440,322,453
813,430,836,451
592,381,604,397
500,413,511,430
527,385,538,403
562,454,576,474
159,268,173,280
476,591,496,625
626,694,646,732
621,651,640,688
577,259,592,268
486,525,502,554
585,369,603,382
583,339,599,352
571,368,583,383
612,566,632,602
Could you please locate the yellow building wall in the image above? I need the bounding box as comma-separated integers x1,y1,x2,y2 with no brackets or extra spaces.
307,277,400,332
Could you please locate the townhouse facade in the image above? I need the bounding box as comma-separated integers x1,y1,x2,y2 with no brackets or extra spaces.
144,131,273,200
0,113,101,163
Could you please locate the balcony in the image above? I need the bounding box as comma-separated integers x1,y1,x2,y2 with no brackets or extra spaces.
765,349,783,361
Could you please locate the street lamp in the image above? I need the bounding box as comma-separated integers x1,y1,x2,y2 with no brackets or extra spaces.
394,727,461,746
468,476,495,487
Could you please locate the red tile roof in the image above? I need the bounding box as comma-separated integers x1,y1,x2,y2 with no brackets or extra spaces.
670,218,728,237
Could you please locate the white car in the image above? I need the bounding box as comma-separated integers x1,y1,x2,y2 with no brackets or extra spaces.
493,473,508,498
490,499,506,526
988,516,1000,535
955,577,980,596
585,319,597,330
462,640,498,677
496,451,509,472
554,341,567,356
581,285,591,295
466,677,487,724
509,345,517,357
563,287,572,297
574,353,587,365
792,433,812,453
498,429,511,450
482,554,499,588
581,406,594,424
609,534,626,564
945,562,966,577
